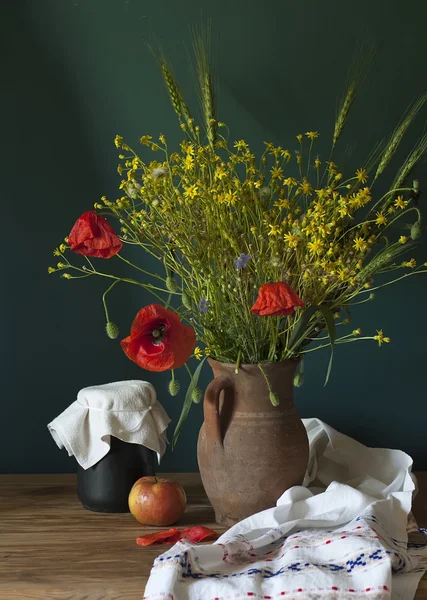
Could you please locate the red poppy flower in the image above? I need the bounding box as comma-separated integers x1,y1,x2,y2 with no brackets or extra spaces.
121,304,196,372
68,211,122,258
251,282,304,316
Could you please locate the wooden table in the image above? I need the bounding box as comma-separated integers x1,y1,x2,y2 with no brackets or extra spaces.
1,473,426,599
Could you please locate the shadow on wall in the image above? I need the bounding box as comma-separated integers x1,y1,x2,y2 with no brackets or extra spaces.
1,2,134,474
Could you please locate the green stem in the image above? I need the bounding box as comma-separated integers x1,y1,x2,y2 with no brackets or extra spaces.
301,336,375,353
235,349,242,374
116,254,166,281
258,363,272,392
102,280,120,323
359,268,427,293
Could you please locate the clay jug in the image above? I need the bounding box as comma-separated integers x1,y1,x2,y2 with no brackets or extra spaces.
197,358,309,526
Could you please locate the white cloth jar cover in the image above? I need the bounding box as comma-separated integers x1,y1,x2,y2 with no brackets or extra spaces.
144,418,427,600
48,380,170,469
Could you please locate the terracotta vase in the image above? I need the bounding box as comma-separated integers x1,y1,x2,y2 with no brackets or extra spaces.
197,358,309,527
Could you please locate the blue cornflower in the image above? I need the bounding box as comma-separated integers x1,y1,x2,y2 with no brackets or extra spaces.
199,297,209,314
233,253,251,270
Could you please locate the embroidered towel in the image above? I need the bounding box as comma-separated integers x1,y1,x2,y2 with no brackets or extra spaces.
48,380,170,469
144,418,427,600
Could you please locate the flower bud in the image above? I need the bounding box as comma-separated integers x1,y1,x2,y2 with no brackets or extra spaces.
168,379,180,396
106,322,119,339
411,221,422,240
293,371,304,387
191,387,202,403
260,186,271,199
182,292,192,310
269,391,279,406
166,276,178,292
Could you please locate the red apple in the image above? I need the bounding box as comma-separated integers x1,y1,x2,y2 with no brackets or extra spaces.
128,476,187,526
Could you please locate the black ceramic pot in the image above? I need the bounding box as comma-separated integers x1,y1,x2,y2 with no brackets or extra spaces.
77,436,157,512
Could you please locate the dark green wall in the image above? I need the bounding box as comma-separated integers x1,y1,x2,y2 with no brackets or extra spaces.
2,0,426,474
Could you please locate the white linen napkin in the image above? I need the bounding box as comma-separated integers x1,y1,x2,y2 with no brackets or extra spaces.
48,380,170,469
143,418,427,600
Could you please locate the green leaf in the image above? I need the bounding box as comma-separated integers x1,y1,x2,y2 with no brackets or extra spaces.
293,358,304,387
317,304,336,386
288,305,318,351
172,357,206,448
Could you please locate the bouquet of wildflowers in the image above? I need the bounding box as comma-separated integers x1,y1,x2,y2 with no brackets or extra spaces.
49,41,427,441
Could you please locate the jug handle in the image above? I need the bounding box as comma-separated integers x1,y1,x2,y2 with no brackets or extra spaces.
204,374,234,447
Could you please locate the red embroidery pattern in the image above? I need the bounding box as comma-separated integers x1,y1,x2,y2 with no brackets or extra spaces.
143,586,390,600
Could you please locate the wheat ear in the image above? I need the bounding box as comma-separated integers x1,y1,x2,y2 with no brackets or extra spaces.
374,92,427,181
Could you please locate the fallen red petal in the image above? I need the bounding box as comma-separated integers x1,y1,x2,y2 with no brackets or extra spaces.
136,526,218,547
167,526,218,544
136,528,178,547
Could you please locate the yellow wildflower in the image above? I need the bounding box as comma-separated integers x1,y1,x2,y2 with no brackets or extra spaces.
283,177,298,187
234,140,248,151
194,347,203,360
270,166,283,179
394,195,408,209
402,258,416,268
204,347,211,356
353,328,362,336
307,239,324,255
315,157,321,169
275,198,291,209
281,149,291,159
223,190,237,206
184,154,194,170
375,212,387,226
374,330,390,346
254,180,263,189
333,312,340,319
184,184,198,200
250,226,257,233
353,235,368,252
338,205,349,218
356,168,368,183
299,179,313,195
305,131,319,139
399,236,408,244
283,232,301,248
114,135,123,148
215,165,227,180
388,206,396,214
296,134,303,142
268,224,281,236
48,266,56,274
139,135,152,145
338,268,347,281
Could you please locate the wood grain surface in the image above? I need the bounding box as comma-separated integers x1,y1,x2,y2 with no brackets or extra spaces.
0,472,426,599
